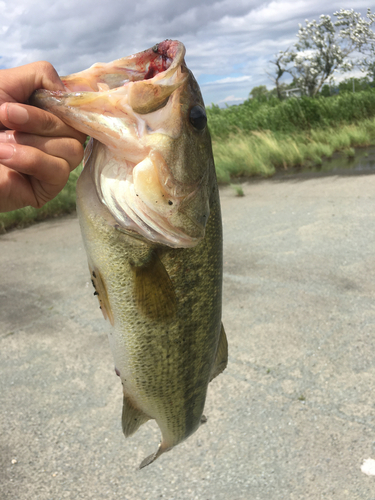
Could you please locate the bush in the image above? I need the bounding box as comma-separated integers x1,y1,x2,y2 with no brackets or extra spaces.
207,89,375,140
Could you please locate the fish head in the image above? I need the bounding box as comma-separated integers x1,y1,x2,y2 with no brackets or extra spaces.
31,40,215,248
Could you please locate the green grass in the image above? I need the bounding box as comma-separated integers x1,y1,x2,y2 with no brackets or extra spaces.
209,89,375,183
230,184,245,197
345,147,356,158
207,89,375,138
213,118,375,183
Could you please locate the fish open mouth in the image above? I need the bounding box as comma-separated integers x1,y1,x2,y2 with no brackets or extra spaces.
31,40,210,248
60,40,186,109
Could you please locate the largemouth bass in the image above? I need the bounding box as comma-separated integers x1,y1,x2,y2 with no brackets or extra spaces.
32,40,227,468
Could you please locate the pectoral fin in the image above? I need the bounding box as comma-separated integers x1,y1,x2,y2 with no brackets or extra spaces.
210,323,228,382
89,264,114,326
132,251,176,322
122,393,150,437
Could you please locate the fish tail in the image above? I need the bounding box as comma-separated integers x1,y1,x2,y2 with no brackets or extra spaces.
139,441,171,469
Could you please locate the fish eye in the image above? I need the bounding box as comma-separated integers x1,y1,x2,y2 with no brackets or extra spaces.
189,105,207,131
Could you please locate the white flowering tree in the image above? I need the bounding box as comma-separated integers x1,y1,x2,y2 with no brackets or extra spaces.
335,9,375,80
286,15,353,96
285,10,374,96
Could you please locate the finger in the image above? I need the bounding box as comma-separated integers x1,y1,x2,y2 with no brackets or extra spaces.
0,102,87,143
0,164,38,212
0,61,65,104
0,142,70,187
0,130,84,172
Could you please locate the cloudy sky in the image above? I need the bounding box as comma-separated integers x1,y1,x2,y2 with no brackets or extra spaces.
0,1,371,106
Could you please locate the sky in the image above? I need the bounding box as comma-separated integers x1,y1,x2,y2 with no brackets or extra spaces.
0,1,372,106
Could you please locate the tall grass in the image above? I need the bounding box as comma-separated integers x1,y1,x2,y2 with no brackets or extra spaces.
207,90,375,139
213,118,375,183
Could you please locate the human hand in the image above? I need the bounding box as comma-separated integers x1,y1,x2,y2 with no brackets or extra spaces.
0,61,87,212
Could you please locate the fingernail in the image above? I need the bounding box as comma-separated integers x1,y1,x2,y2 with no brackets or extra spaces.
0,144,14,160
6,104,29,125
0,131,16,143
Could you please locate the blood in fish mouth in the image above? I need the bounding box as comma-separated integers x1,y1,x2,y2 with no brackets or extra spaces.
144,43,172,79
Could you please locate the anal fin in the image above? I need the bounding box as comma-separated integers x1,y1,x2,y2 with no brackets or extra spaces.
210,323,228,382
122,393,150,438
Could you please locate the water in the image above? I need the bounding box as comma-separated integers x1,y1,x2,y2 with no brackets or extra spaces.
277,146,375,178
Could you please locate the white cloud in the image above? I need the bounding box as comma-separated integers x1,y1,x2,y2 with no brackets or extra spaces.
219,95,245,102
0,0,371,104
203,76,252,86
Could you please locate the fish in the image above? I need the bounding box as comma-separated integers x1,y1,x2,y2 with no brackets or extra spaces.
31,40,227,468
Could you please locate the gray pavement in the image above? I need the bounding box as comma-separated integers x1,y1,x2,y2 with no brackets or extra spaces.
1,173,375,499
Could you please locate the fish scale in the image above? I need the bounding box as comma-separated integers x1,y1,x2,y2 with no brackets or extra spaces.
31,40,227,468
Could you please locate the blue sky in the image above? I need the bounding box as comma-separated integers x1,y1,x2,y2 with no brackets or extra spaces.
0,0,372,106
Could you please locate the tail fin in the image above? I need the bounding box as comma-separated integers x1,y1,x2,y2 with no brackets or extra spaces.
139,442,171,469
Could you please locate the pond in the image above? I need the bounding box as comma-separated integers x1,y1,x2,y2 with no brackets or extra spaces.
277,146,375,177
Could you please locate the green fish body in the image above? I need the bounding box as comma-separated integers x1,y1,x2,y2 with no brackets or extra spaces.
32,40,227,468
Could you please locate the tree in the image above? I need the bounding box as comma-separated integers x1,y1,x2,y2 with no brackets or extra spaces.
334,9,375,80
320,84,331,97
267,51,291,99
286,15,356,96
249,85,270,101
285,10,375,96
338,76,372,93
